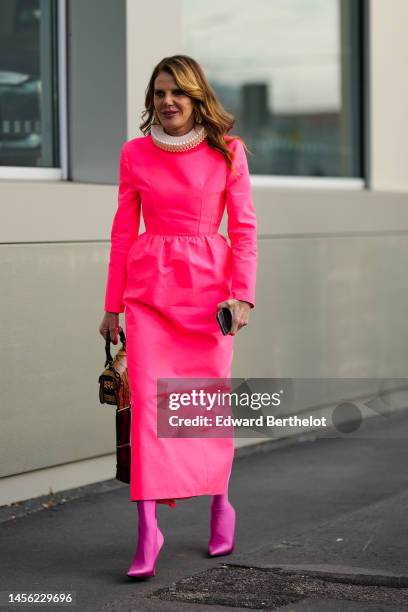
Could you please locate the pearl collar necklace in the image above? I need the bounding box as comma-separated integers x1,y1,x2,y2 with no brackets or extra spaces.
150,123,206,152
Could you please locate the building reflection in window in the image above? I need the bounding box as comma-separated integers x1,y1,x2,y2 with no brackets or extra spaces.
180,0,362,178
0,0,59,167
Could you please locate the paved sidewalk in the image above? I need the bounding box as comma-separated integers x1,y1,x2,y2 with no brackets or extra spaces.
1,409,408,611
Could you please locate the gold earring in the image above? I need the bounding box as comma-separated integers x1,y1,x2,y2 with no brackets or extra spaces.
152,109,161,125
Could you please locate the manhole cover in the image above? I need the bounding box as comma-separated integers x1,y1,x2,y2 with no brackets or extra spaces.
149,565,408,610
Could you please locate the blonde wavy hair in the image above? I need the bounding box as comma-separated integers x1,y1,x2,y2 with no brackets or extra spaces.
140,55,251,174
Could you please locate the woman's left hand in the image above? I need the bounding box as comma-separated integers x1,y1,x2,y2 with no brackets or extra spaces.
216,298,252,336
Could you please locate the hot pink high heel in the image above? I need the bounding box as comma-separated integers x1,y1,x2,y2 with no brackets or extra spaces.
127,500,165,578
208,495,236,557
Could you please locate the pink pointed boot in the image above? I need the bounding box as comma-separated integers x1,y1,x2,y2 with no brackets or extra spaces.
127,500,165,578
208,492,236,557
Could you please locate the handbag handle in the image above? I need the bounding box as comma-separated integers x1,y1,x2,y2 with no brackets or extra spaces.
105,328,126,366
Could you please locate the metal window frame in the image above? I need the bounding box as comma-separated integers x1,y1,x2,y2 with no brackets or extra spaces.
250,176,365,190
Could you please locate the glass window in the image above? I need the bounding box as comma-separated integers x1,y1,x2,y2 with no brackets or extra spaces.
0,0,59,167
180,0,363,178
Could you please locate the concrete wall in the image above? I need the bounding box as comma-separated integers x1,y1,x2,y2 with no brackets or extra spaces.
67,0,127,182
369,0,408,191
1,0,408,505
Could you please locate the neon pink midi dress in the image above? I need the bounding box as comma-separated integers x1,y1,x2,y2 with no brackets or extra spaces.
104,132,258,507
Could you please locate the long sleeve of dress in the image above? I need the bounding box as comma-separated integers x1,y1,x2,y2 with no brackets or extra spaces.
225,138,258,309
104,143,141,313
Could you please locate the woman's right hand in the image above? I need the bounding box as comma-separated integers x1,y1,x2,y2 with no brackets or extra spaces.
99,311,122,345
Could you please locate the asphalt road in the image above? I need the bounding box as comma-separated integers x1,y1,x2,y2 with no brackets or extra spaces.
1,408,408,611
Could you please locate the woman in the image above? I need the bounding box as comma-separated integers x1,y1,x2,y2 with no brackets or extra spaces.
99,55,258,578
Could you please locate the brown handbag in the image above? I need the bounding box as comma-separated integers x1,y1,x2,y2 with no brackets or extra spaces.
98,329,131,484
